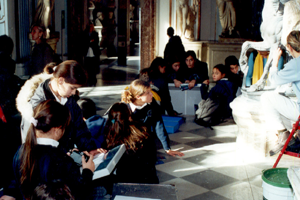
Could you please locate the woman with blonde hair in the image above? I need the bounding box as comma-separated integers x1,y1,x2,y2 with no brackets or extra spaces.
121,79,184,157
261,30,300,156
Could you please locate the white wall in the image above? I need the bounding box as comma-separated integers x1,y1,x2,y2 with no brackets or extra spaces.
156,0,222,56
157,0,170,57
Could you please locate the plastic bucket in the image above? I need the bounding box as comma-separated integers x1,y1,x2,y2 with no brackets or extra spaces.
262,168,294,200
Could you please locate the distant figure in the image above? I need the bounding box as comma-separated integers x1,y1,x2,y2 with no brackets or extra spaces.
216,0,236,37
95,12,103,27
30,25,55,77
225,55,244,97
164,35,185,64
167,27,174,38
82,23,100,86
32,0,55,39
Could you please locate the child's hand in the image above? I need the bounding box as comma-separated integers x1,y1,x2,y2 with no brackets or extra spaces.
174,79,182,88
188,80,196,89
203,79,209,85
89,148,107,156
82,154,95,172
166,149,184,157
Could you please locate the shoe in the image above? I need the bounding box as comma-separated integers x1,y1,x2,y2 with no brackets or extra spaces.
269,131,296,156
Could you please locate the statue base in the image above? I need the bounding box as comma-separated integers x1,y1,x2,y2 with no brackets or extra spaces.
218,37,248,44
230,88,289,158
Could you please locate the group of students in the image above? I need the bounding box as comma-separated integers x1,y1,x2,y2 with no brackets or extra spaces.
0,59,184,200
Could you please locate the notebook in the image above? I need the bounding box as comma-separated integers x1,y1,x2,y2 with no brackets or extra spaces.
92,144,126,180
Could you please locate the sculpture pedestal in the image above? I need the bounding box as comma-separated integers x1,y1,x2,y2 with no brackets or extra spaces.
231,89,278,158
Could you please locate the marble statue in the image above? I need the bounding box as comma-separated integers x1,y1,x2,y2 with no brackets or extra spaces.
32,0,54,39
95,12,103,27
177,0,199,41
239,0,300,92
216,0,236,37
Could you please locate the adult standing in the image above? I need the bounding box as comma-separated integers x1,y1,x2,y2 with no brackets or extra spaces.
82,23,100,86
261,30,300,156
29,25,55,77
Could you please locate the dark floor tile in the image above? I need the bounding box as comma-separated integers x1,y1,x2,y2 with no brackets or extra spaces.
181,170,238,190
186,128,218,138
184,138,221,148
155,138,180,150
183,191,230,200
156,170,177,183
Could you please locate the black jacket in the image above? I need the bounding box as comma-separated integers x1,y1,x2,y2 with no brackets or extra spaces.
5,144,93,199
184,59,209,83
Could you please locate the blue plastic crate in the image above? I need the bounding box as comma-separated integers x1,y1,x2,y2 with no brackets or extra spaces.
164,121,179,134
162,116,184,134
162,116,184,126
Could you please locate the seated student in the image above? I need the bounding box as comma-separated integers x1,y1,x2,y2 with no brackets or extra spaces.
103,102,158,184
261,30,300,156
246,50,284,87
121,79,184,157
148,57,178,116
1,100,95,200
31,180,75,200
225,55,244,97
204,64,234,118
77,98,107,148
166,56,186,88
184,50,209,98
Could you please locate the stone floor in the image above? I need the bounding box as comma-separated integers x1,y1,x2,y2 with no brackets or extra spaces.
79,56,300,200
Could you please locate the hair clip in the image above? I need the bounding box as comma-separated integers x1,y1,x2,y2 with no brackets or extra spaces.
53,66,57,71
30,117,38,127
111,119,115,124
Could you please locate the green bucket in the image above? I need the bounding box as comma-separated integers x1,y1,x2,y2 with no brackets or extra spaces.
262,168,293,200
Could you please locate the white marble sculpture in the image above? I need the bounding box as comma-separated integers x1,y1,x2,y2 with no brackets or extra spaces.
239,0,300,92
33,0,54,39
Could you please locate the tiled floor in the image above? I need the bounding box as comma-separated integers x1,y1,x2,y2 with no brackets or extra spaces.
79,56,300,200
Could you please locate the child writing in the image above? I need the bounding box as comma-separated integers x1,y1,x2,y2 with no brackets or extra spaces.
103,102,159,184
1,100,95,200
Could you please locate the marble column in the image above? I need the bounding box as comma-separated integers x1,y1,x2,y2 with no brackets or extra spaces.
140,0,156,69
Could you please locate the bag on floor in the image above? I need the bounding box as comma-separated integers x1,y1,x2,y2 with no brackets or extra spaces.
194,97,225,127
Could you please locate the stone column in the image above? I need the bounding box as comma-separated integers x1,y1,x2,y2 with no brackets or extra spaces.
140,0,156,69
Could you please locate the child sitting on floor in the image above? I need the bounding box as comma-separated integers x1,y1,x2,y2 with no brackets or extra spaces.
77,98,107,148
195,64,234,126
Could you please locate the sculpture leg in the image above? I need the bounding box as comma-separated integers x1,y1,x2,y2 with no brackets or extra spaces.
181,5,188,38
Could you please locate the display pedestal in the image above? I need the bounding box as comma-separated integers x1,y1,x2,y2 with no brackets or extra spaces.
231,89,282,158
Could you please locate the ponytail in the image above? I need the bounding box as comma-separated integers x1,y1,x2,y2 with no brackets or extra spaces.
121,79,150,104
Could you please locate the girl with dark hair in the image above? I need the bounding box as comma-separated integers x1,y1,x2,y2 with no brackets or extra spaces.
16,60,101,154
166,56,186,88
2,100,95,200
184,50,209,98
103,102,158,183
148,57,178,116
121,79,184,157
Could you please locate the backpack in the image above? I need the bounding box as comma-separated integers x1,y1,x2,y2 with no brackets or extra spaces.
194,97,225,127
194,81,233,127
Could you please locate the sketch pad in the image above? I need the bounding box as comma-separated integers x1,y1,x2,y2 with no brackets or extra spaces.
92,144,126,180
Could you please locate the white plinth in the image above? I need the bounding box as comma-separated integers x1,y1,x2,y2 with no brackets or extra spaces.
169,83,201,115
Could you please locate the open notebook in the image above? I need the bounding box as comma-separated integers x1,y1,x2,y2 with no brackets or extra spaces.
91,144,126,180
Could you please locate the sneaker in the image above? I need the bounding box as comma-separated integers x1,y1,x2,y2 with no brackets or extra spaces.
269,131,296,156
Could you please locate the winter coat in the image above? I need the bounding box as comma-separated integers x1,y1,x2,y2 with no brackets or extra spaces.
16,74,97,152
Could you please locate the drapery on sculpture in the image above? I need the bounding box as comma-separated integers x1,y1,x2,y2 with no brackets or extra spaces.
32,0,54,39
176,0,199,41
239,0,300,92
216,0,236,37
